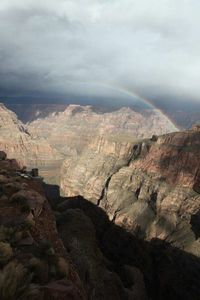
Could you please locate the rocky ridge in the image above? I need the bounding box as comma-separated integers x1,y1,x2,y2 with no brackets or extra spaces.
0,153,84,299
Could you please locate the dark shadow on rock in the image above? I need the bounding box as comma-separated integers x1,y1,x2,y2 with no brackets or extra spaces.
44,183,200,300
190,212,200,239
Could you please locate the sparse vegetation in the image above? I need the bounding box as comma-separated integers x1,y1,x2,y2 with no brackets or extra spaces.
0,242,13,265
34,240,55,260
56,257,69,278
9,194,31,213
0,225,23,246
0,261,37,300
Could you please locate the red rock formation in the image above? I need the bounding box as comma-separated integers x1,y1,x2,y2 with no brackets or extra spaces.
130,128,200,188
101,128,200,255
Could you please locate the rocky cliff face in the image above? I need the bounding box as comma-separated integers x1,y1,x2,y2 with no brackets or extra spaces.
103,131,200,255
0,150,200,299
27,104,178,186
54,195,200,300
28,105,178,156
60,135,136,200
60,126,200,257
4,103,199,258
0,103,178,186
0,154,84,299
0,104,63,183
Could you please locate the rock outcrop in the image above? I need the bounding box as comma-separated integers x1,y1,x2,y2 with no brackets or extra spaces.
0,156,85,300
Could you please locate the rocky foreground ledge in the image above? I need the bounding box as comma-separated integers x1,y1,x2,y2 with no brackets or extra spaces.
0,153,85,300
0,151,200,299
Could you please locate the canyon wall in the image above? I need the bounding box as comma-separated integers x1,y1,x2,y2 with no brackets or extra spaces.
28,104,178,185
60,126,200,256
0,104,64,183
2,103,200,256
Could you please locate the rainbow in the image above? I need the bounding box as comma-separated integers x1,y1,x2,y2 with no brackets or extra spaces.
65,78,179,130
92,82,180,131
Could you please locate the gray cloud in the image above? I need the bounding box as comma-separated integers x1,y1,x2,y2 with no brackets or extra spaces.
0,0,200,106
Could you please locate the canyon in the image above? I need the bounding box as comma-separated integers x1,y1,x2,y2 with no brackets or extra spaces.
0,103,178,184
27,104,178,187
0,148,199,299
60,124,200,257
0,103,200,299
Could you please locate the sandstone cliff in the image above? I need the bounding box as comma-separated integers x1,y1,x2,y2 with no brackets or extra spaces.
27,104,178,186
60,126,200,257
0,104,64,183
0,103,178,186
28,105,178,156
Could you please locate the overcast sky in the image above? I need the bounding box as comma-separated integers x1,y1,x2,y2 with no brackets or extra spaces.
0,0,200,107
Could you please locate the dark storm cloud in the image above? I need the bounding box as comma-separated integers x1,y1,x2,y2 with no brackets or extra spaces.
0,0,200,105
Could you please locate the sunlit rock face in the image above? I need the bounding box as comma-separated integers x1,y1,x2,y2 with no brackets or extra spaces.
0,103,63,182
27,104,178,184
0,103,177,184
108,129,200,256
28,104,178,153
60,125,200,256
27,103,200,256
4,103,200,255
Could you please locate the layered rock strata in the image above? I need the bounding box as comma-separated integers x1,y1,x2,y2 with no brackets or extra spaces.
60,127,200,257
0,104,63,183
28,104,178,157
